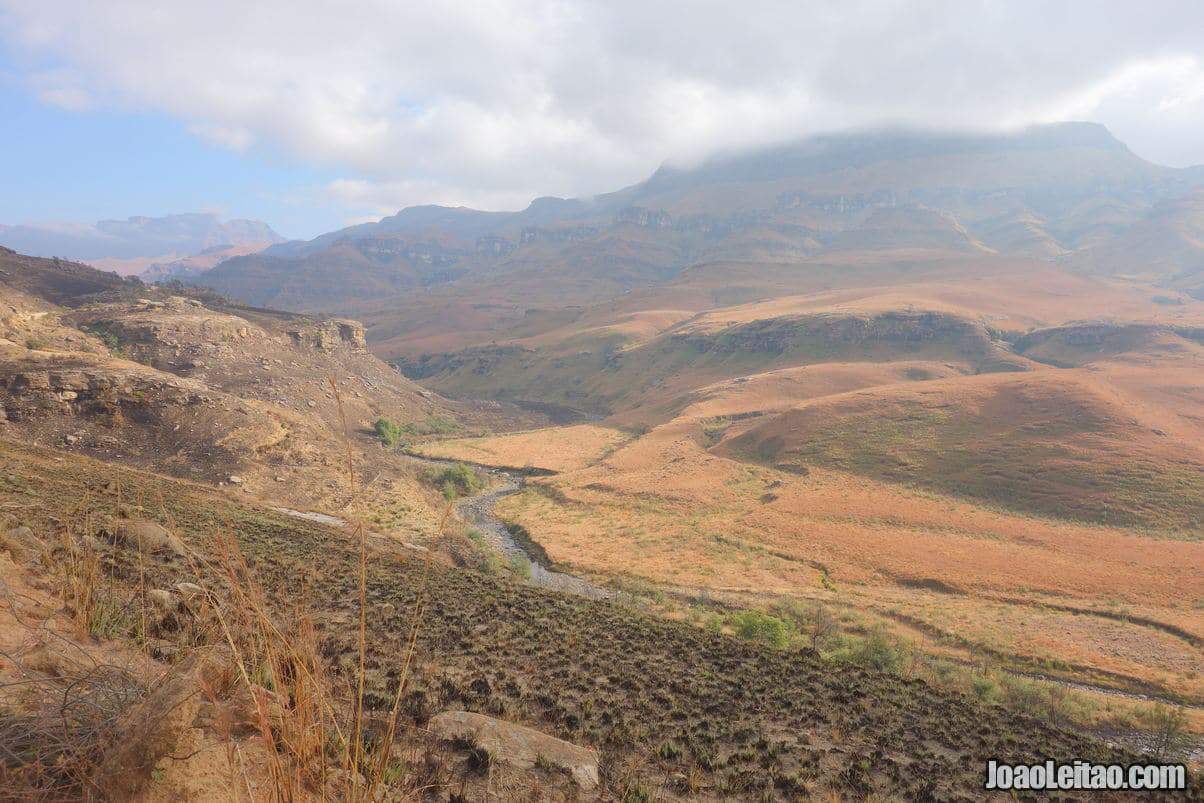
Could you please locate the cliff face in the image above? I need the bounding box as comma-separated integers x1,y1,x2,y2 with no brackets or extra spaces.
287,319,368,352
672,310,1000,357
1015,321,1204,366
0,249,463,500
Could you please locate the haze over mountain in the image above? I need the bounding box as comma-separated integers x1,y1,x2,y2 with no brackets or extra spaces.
0,212,283,277
3,3,1204,797
194,123,1204,340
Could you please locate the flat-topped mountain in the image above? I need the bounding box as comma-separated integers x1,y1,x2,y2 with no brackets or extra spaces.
197,123,1204,318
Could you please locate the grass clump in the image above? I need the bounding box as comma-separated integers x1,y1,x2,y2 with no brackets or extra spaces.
375,416,459,448
374,417,405,447
422,463,484,500
507,552,532,580
729,609,792,649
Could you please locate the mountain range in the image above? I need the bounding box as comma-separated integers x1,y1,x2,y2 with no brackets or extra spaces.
197,123,1204,318
2,120,1203,795
0,212,283,277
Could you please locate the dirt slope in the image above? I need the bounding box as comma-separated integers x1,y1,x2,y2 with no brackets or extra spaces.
0,249,547,537
3,438,1182,800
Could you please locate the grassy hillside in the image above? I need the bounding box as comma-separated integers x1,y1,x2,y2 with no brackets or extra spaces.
413,308,1027,419
720,371,1204,533
0,438,1172,799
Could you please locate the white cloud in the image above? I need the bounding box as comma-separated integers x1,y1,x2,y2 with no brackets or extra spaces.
2,0,1203,216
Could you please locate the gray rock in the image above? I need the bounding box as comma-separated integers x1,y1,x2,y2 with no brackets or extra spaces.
115,520,187,557
147,588,179,614
428,710,599,789
1,526,43,562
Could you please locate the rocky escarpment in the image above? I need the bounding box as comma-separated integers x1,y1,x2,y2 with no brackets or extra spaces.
286,318,367,352
0,348,305,481
0,353,209,421
64,297,369,375
665,310,1027,372
1016,321,1204,366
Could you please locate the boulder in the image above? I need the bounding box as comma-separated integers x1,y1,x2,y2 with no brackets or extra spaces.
147,588,179,614
92,648,276,802
428,710,599,790
1,525,43,562
114,519,187,557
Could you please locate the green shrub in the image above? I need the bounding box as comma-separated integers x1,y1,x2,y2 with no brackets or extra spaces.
375,416,459,447
842,626,908,674
374,418,404,447
729,610,792,649
81,323,122,354
422,463,483,500
413,416,458,435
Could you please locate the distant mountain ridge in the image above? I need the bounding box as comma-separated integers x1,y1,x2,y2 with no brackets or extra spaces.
0,213,283,276
199,122,1204,314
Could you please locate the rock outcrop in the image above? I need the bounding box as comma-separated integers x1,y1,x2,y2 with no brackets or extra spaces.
427,710,600,790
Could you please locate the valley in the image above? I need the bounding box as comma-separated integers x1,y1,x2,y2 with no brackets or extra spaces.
2,122,1203,798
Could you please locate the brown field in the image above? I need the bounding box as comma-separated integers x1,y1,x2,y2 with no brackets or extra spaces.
8,438,1169,799
408,423,630,473
461,316,1204,708
496,422,1204,702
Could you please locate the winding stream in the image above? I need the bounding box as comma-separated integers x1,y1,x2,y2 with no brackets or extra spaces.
291,452,1201,760
407,455,613,600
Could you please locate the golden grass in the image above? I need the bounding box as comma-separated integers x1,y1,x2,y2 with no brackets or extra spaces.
409,424,630,473
495,413,1204,702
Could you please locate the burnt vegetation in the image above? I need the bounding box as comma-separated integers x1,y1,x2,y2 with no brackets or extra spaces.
2,440,1192,800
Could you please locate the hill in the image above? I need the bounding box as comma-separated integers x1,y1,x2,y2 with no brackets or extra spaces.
0,248,547,537
2,438,1184,799
1069,189,1204,296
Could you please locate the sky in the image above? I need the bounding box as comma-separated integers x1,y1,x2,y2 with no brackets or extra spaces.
2,0,1204,240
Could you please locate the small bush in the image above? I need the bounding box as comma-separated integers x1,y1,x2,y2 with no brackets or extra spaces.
773,600,838,651
729,610,792,649
422,463,483,500
1138,704,1190,761
841,627,908,674
374,418,404,447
